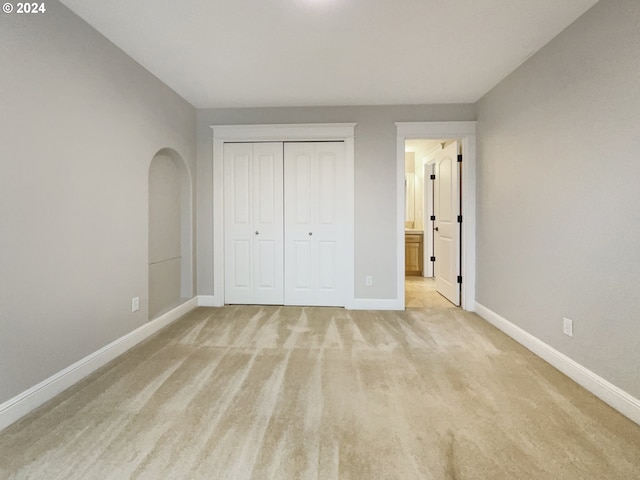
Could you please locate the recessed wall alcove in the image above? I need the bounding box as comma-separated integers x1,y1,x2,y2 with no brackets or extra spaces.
148,148,193,319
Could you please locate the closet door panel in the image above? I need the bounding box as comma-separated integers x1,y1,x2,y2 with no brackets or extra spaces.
284,143,316,305
317,241,337,290
293,152,313,225
232,240,251,288
284,142,345,306
224,142,283,305
314,143,345,305
294,241,313,289
317,152,337,224
253,143,284,305
224,143,254,304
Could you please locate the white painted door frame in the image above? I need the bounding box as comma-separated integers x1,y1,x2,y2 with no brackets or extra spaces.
211,123,356,308
396,122,476,311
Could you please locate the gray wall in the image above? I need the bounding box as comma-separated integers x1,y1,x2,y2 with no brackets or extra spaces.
196,105,475,300
0,2,196,403
476,0,640,398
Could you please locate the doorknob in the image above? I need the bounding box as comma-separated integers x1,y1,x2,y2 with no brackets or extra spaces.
308,232,313,236
255,231,259,235
434,227,439,231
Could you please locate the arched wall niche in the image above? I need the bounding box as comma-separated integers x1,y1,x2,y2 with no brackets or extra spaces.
148,148,193,319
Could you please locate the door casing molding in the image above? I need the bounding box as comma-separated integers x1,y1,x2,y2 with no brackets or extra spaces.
211,123,356,307
396,122,476,311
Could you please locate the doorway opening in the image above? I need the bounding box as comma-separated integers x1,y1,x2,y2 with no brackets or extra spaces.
404,139,461,307
396,121,476,311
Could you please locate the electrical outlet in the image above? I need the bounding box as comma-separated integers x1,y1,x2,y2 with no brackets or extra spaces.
563,317,573,337
131,297,140,312
365,275,373,286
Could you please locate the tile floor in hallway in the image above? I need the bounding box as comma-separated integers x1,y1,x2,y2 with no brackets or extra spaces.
405,276,456,308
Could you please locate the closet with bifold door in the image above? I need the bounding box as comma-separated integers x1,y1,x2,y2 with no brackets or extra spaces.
223,141,346,307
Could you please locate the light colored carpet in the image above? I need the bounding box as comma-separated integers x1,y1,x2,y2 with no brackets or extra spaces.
1,294,639,479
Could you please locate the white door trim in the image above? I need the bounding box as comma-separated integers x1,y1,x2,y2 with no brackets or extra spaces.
211,123,357,308
395,122,476,311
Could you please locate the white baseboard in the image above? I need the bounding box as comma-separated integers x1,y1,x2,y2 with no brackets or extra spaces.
199,295,401,310
347,298,403,310
475,302,640,426
0,297,199,432
197,295,220,307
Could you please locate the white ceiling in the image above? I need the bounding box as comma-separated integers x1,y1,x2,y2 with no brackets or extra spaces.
59,0,599,109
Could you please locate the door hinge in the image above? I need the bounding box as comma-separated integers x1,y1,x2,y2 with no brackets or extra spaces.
457,215,462,223
430,174,436,180
457,154,463,163
430,256,436,262
430,215,436,221
457,275,463,284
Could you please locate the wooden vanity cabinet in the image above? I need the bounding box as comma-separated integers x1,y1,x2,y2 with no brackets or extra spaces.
405,233,423,276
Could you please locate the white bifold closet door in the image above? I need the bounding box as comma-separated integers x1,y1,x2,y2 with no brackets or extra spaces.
284,142,346,306
224,142,284,304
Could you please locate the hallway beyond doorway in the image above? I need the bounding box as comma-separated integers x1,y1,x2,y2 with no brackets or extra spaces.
405,276,455,309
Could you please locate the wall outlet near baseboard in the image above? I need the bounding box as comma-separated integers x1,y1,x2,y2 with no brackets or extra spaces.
563,317,573,337
131,297,140,312
365,275,373,286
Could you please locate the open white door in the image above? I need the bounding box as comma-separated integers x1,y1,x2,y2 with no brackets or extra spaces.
434,141,460,305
